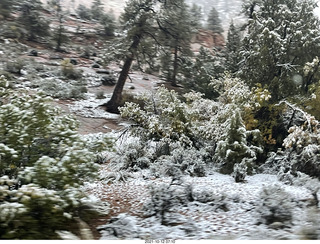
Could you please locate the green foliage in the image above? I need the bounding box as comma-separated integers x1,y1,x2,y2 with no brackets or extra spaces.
0,0,16,19
216,109,263,175
253,102,287,151
225,21,241,74
256,185,293,225
91,0,104,20
239,0,320,101
17,0,51,41
0,76,107,239
100,13,116,37
76,4,92,20
189,3,203,30
120,86,200,148
158,0,194,86
206,7,223,33
282,115,320,179
52,15,69,51
182,46,225,99
5,59,26,74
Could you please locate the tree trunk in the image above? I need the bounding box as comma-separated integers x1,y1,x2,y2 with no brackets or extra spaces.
171,45,178,87
103,36,141,113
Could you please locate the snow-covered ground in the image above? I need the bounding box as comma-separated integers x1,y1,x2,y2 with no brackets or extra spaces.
84,167,317,240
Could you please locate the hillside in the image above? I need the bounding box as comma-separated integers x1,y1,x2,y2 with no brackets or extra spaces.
1,0,320,241
41,0,246,32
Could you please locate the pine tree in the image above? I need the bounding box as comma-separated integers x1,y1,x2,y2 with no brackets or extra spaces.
207,7,223,33
76,4,91,20
158,0,194,86
182,46,224,99
0,0,16,19
189,3,203,30
238,0,320,101
17,0,50,41
91,0,104,20
53,14,69,51
216,109,262,175
225,20,241,74
100,12,116,37
102,0,158,113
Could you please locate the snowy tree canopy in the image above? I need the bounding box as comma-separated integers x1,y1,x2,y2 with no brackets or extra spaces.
239,0,320,101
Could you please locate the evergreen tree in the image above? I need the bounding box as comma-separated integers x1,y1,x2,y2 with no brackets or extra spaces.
182,46,224,99
17,0,50,41
102,0,158,113
225,20,241,74
189,3,203,30
216,109,263,175
207,7,223,33
100,11,116,37
238,0,320,101
91,0,104,20
0,0,16,19
76,4,92,20
158,0,194,86
53,14,69,51
0,77,109,239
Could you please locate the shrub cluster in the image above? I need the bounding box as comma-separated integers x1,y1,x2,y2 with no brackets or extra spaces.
0,76,109,239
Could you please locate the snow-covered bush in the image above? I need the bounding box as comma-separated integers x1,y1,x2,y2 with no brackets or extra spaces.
143,182,193,225
256,185,294,226
0,76,107,239
265,112,320,180
151,147,208,178
60,59,83,80
111,139,152,171
37,78,88,99
120,86,200,148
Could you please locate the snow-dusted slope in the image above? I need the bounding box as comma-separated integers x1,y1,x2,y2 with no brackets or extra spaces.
85,168,317,240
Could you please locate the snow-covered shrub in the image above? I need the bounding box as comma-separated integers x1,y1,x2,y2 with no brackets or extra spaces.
111,138,152,171
151,147,208,177
37,78,87,99
216,109,263,176
256,185,294,226
232,161,247,183
60,59,83,80
276,114,320,179
192,190,229,211
0,77,106,239
120,86,212,148
5,58,26,75
143,182,193,225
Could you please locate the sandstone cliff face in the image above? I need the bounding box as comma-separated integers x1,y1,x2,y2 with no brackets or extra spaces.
191,29,225,53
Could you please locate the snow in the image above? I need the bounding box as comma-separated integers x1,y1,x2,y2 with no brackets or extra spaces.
84,168,314,240
68,92,120,119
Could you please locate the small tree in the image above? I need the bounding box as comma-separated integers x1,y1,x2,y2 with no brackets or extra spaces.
182,46,224,99
100,12,116,37
52,2,69,52
207,7,223,33
189,3,203,30
225,20,241,74
76,4,92,20
91,0,104,20
216,109,263,175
